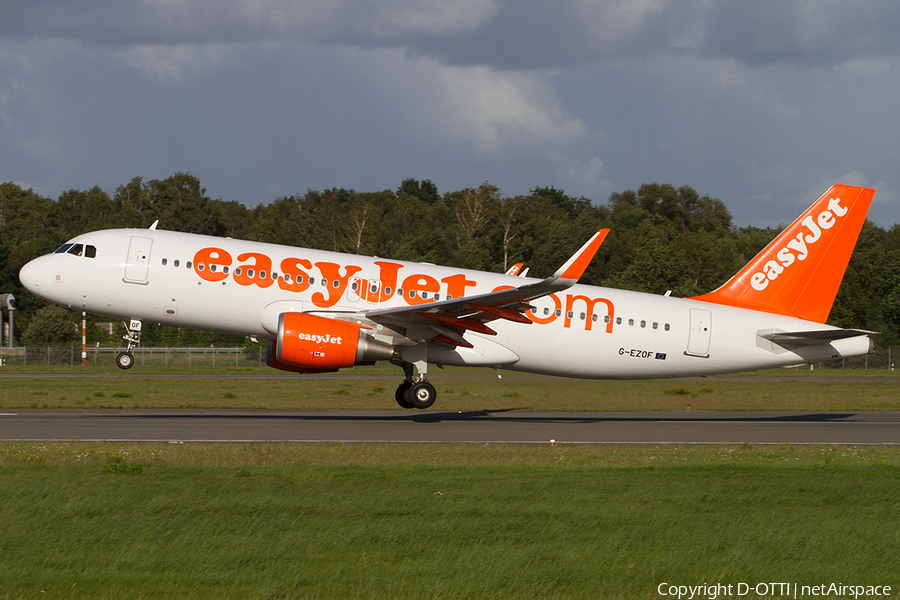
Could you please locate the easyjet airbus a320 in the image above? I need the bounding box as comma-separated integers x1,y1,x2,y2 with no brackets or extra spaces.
19,185,876,409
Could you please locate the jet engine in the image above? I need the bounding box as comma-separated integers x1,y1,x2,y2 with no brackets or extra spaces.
266,312,394,373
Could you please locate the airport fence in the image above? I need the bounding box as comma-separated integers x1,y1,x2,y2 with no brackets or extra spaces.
0,344,894,372
0,345,266,368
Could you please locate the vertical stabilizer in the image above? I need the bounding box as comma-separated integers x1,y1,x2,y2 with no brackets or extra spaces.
689,185,875,323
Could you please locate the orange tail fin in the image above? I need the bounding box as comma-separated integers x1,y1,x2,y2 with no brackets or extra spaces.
689,184,875,323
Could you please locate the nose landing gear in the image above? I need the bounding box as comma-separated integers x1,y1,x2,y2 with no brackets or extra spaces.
116,319,142,370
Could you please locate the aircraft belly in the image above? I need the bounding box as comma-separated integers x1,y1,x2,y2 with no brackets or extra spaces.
428,335,520,367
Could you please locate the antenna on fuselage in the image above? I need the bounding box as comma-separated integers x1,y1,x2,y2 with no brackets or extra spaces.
149,220,159,230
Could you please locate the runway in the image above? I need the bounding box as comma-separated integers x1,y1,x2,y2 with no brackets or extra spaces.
1,409,899,445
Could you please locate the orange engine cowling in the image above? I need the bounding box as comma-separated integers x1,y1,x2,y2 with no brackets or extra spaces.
266,312,393,373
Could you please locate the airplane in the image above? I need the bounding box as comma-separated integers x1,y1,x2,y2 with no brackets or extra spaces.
18,184,876,409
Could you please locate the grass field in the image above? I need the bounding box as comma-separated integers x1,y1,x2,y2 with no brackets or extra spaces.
1,364,898,411
1,443,899,599
2,370,898,598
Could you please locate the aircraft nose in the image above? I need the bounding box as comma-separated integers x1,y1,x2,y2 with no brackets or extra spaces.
19,257,44,290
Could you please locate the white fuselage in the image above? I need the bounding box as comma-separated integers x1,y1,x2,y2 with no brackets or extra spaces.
19,228,871,379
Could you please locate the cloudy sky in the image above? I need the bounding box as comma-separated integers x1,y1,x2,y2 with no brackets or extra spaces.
2,0,899,227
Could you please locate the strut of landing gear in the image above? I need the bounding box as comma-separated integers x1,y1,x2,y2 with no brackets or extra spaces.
391,358,437,409
116,319,142,370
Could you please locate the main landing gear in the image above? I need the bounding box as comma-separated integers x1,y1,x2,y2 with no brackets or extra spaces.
392,358,436,409
116,319,142,370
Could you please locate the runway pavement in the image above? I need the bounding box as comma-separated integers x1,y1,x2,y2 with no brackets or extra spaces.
1,409,899,445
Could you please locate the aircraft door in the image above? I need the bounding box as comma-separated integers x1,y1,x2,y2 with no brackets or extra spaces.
124,236,153,283
686,308,711,357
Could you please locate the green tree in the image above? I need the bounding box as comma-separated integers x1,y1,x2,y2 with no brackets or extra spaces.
22,305,78,345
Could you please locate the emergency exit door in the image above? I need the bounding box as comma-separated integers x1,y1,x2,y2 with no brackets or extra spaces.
686,308,711,357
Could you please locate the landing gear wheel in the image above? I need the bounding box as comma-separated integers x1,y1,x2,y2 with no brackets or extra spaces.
395,381,414,409
408,381,437,410
116,352,134,370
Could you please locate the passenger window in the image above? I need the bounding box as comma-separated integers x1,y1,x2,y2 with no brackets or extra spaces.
259,270,266,279
628,319,634,326
198,263,205,271
174,260,180,267
640,320,646,328
665,323,671,331
653,322,658,330
235,267,242,276
162,258,168,266
85,245,97,258
186,261,192,269
616,317,622,325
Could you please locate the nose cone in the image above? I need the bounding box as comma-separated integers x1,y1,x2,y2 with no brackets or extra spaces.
19,256,48,297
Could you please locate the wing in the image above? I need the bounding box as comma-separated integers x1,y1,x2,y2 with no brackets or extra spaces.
361,229,609,347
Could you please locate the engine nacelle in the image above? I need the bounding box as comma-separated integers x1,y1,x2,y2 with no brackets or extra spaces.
266,312,393,373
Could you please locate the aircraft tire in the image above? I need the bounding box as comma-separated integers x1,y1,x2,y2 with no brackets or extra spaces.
116,352,135,370
395,381,414,409
408,381,437,409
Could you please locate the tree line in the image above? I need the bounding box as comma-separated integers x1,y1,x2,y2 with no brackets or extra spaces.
2,173,898,348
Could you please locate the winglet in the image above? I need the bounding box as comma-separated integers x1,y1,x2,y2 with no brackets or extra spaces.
689,185,875,323
505,263,524,276
553,229,610,281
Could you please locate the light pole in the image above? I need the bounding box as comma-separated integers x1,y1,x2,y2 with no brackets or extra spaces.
0,294,14,348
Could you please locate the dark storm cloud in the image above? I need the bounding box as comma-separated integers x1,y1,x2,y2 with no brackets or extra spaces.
0,0,500,46
701,0,900,67
2,1,899,227
3,1,899,69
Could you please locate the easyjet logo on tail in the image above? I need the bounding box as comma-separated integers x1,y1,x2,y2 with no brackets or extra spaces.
750,196,848,291
689,184,875,323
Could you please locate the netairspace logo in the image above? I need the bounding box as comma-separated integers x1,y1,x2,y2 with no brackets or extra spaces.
657,582,892,599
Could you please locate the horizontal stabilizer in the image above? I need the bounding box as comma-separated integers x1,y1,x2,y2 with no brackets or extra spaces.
758,328,876,346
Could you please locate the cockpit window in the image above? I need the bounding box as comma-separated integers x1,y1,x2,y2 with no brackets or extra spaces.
53,242,96,258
